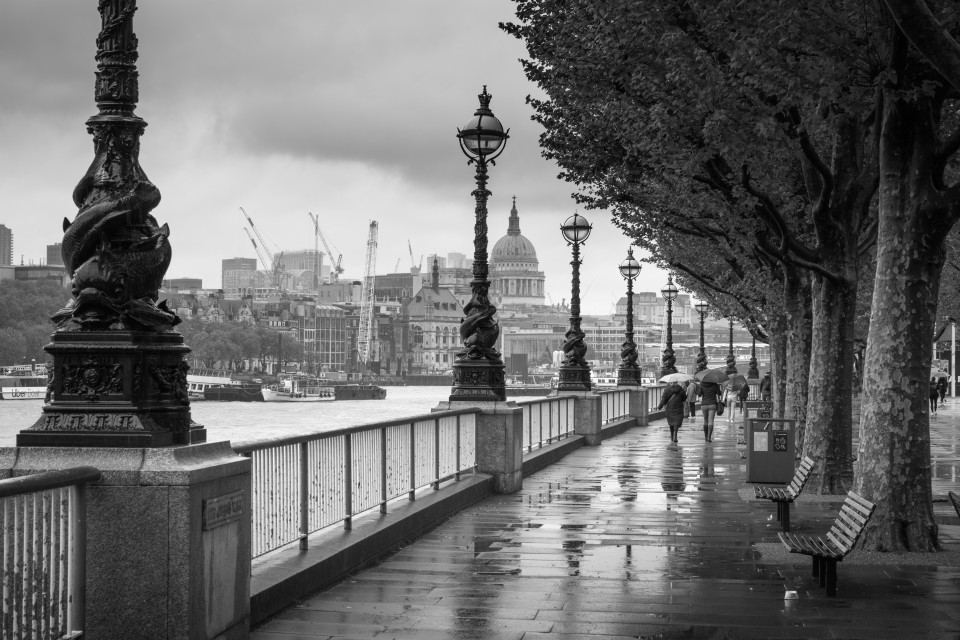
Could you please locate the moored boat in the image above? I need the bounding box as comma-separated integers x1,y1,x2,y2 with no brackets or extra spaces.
203,382,264,402
333,384,387,401
262,377,335,402
0,374,47,400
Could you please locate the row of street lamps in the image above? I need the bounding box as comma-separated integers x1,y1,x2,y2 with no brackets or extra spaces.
449,87,752,401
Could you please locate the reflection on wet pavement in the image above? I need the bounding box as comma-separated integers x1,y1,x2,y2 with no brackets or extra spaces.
254,407,960,639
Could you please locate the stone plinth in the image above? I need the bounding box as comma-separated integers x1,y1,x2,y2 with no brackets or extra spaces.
436,399,523,493
557,391,602,445
18,330,206,448
627,388,649,426
2,442,250,640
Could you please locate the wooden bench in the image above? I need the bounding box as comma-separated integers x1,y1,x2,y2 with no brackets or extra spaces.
950,491,960,519
778,491,876,596
754,455,815,532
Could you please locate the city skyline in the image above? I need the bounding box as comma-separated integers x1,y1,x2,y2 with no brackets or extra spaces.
0,2,682,316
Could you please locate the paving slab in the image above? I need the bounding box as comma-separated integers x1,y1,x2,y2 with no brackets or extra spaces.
254,398,960,639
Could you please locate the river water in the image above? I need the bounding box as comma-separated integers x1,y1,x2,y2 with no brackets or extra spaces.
0,386,452,448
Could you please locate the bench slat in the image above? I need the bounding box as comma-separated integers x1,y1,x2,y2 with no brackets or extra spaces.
840,501,871,527
845,490,876,513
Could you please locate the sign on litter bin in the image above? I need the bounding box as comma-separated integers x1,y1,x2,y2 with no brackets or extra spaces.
746,417,795,483
745,400,773,421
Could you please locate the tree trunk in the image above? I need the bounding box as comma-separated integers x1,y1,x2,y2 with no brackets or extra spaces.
856,89,940,551
768,313,788,418
782,268,812,442
801,114,874,493
804,268,857,493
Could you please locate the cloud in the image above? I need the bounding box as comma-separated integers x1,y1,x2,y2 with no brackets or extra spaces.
0,0,671,317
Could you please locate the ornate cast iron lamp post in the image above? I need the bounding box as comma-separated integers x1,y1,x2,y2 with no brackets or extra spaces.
660,276,678,377
558,213,593,391
19,0,203,447
617,248,641,386
450,86,509,402
695,301,709,372
748,334,760,378
726,318,738,374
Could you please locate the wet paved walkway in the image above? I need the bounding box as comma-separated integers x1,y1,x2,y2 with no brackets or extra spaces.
253,399,960,639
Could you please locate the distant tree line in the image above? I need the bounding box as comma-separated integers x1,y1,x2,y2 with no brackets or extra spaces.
0,280,70,366
0,280,301,373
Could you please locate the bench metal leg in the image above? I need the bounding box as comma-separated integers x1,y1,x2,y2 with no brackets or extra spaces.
824,560,838,596
781,503,790,532
812,556,819,578
776,501,782,522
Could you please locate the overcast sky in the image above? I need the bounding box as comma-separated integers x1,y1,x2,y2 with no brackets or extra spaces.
1,1,673,315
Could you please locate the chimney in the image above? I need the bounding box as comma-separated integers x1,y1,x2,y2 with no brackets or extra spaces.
432,258,440,291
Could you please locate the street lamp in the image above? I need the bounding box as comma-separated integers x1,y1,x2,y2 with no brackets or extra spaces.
450,86,509,402
558,213,593,391
726,318,738,375
748,333,760,379
660,275,678,377
695,301,709,372
617,247,642,386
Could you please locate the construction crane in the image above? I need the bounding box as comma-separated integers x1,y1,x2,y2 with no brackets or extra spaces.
407,239,422,274
308,212,344,284
358,221,378,365
240,207,285,291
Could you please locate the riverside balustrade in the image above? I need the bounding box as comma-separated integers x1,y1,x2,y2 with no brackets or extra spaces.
233,408,480,559
598,388,632,425
1,466,101,640
516,395,576,453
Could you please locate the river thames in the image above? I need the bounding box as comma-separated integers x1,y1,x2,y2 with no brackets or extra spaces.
0,386,452,448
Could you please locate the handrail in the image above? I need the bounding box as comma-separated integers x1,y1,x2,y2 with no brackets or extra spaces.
233,408,481,453
2,466,100,640
0,466,101,498
236,408,480,558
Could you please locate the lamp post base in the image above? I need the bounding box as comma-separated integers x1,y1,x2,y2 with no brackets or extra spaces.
557,364,592,391
17,330,206,448
616,366,643,387
450,359,506,402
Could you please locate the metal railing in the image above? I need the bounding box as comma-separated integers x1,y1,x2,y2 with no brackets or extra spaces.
647,384,666,412
234,408,480,559
1,466,101,640
516,395,576,453
598,388,632,425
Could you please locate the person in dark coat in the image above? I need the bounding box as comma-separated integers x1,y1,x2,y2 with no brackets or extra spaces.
938,376,948,403
698,381,721,442
657,382,687,443
737,382,750,414
759,372,772,402
930,379,940,414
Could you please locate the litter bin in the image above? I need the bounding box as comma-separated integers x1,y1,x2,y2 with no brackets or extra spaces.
745,401,773,421
746,417,795,483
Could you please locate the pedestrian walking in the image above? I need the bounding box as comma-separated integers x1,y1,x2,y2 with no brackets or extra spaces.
759,371,772,402
687,379,700,418
930,379,940,414
657,381,687,443
938,376,948,404
698,380,722,442
737,382,750,414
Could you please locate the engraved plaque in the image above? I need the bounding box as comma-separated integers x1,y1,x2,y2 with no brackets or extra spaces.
202,491,244,530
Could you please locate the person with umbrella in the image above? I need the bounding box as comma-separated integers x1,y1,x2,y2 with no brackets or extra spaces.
696,368,728,442
938,374,949,404
657,378,688,443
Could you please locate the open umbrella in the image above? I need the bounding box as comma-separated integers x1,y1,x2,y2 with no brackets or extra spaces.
696,368,730,384
931,369,950,379
660,372,694,383
727,374,749,391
